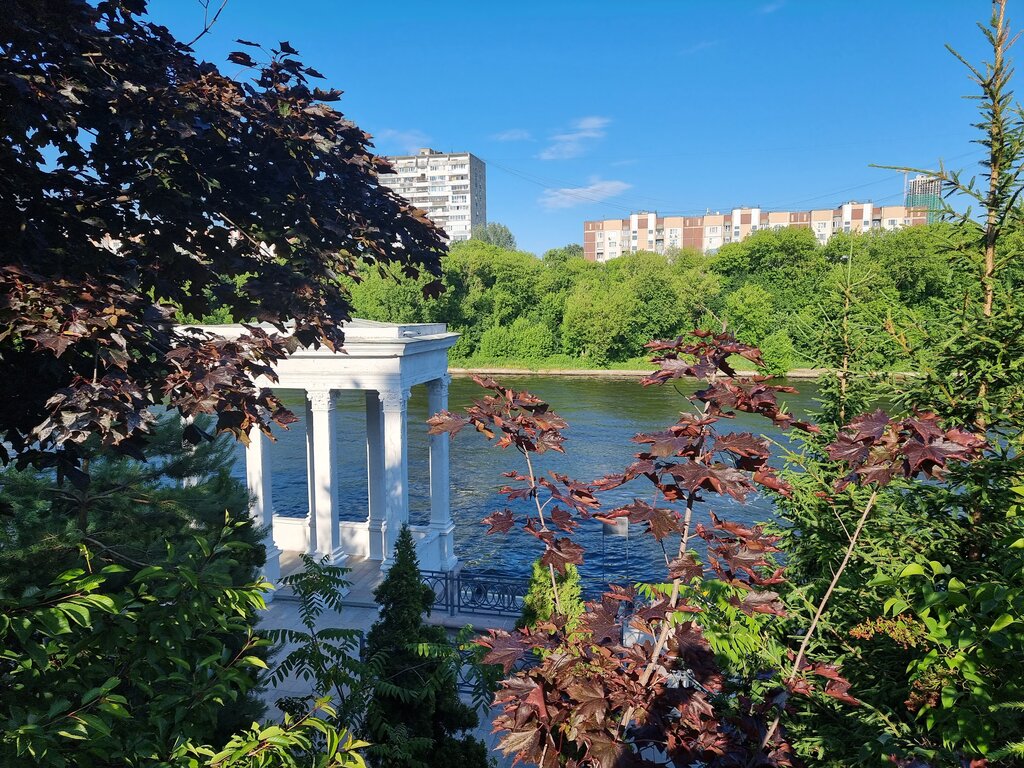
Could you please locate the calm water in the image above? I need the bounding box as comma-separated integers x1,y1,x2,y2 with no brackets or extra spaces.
231,376,820,588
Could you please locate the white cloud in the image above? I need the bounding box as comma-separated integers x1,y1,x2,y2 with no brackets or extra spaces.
759,1,785,13
492,128,532,141
374,128,431,154
538,178,631,210
538,116,610,160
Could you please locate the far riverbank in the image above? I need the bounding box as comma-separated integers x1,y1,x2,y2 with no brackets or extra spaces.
450,366,828,379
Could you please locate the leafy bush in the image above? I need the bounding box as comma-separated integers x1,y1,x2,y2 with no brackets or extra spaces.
759,328,795,375
516,559,584,630
1,521,260,766
0,417,270,751
447,332,475,363
511,318,557,360
478,325,514,359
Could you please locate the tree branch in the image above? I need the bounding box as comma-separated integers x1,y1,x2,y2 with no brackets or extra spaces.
186,0,229,47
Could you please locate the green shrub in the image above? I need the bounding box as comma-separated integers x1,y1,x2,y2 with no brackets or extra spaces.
758,328,795,376
447,332,474,362
478,325,514,359
0,518,274,766
517,559,584,630
511,318,557,360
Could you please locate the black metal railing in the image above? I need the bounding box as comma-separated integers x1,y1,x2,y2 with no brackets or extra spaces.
421,569,529,618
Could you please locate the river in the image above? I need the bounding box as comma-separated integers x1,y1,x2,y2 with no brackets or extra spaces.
231,375,821,589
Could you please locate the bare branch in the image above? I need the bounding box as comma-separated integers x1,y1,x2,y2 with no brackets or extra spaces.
186,0,229,47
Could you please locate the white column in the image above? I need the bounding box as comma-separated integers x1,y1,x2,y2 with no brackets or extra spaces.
304,398,316,547
245,429,282,601
365,390,387,561
380,388,410,567
427,375,457,571
306,389,344,564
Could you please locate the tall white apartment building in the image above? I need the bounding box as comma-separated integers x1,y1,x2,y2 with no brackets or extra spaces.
377,148,486,242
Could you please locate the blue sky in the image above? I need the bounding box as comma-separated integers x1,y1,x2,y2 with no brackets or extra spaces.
150,0,994,254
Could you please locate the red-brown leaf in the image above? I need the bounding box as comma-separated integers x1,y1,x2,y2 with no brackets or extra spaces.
540,537,585,574
482,508,515,534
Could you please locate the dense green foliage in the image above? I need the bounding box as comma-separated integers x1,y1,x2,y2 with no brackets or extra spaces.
0,521,366,768
362,526,488,768
516,559,584,631
348,224,959,372
0,417,256,592
767,7,1024,764
0,419,356,765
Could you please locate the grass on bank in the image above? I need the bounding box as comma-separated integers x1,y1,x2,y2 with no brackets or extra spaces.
448,353,819,373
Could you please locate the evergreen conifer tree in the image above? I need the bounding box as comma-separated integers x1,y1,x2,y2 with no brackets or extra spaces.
363,525,489,768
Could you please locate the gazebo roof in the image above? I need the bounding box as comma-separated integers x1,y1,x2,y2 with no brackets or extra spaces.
187,320,457,389
189,319,460,364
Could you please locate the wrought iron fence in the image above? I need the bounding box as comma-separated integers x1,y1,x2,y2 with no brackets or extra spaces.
421,569,529,618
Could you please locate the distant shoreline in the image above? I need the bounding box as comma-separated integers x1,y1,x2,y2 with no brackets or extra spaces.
449,367,829,379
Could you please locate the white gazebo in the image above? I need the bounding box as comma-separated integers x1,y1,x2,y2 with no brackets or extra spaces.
193,320,459,598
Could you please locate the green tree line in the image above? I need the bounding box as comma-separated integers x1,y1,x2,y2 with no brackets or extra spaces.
347,223,973,374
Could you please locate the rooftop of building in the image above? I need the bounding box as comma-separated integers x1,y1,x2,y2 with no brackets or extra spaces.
381,147,477,160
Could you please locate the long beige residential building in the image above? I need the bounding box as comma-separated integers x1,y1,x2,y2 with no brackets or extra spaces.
583,202,929,262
